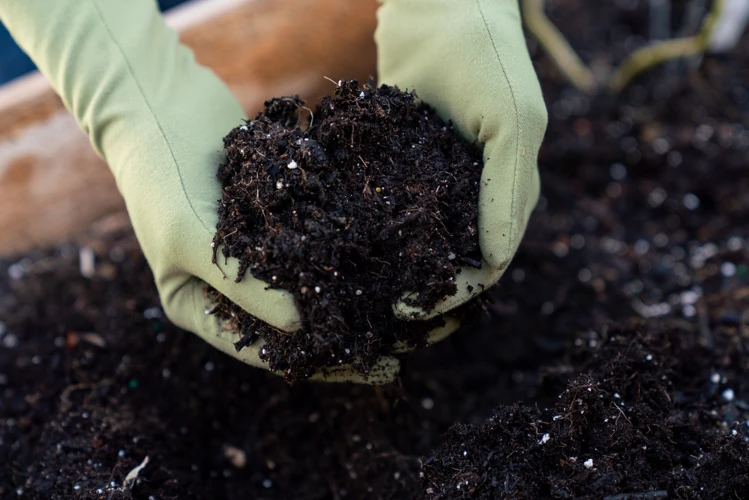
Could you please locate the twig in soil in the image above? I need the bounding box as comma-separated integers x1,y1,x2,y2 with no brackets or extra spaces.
59,383,94,413
611,400,633,428
279,96,315,129
302,105,314,129
122,456,150,490
323,76,341,87
377,210,425,240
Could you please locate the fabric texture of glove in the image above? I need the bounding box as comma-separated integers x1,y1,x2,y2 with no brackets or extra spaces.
376,0,548,320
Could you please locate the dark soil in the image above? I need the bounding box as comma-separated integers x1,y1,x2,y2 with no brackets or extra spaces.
422,325,749,499
2,2,749,499
211,81,483,380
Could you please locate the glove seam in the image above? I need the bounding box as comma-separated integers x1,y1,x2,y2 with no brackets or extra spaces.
89,0,213,238
475,0,522,263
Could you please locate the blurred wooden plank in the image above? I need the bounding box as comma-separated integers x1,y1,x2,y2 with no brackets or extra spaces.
0,0,378,257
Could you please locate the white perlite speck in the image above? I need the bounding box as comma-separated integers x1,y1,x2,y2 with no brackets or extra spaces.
583,458,594,469
680,290,699,305
539,433,551,445
721,261,737,277
722,388,735,402
683,193,700,210
287,160,298,169
79,246,96,279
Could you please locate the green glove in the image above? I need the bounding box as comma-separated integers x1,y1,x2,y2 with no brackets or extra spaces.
0,0,403,383
376,0,548,321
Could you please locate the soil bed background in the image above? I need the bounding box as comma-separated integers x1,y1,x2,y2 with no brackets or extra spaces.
2,2,749,499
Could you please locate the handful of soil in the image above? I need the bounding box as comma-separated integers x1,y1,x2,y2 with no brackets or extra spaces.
210,80,484,381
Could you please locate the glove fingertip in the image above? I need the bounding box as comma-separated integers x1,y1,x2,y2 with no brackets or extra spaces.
393,297,432,321
311,356,400,385
426,315,460,345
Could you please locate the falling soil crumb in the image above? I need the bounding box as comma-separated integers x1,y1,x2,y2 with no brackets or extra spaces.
210,80,484,381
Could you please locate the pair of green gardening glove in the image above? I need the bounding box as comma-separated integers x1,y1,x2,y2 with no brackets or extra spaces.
0,0,546,383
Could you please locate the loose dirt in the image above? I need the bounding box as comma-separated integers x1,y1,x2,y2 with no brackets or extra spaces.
211,81,483,381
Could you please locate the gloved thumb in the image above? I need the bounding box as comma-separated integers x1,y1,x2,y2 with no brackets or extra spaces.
161,274,273,369
393,265,502,320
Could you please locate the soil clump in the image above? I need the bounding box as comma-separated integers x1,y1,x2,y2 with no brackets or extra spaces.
422,325,749,498
211,80,483,380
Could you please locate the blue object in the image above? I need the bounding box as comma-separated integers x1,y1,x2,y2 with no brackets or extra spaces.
0,0,190,85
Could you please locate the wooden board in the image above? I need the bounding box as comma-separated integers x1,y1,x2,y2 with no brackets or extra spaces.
0,0,378,257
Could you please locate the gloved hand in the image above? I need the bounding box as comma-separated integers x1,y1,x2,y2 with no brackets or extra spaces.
0,0,402,383
376,0,548,322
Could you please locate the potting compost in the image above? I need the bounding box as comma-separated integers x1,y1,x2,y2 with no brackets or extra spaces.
2,1,749,498
210,80,483,380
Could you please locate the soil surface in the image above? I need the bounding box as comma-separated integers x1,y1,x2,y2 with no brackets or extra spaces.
2,2,749,499
423,325,749,498
211,81,483,381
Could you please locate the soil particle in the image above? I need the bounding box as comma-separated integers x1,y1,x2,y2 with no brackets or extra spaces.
210,80,484,381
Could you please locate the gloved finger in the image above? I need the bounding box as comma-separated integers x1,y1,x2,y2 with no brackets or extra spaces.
206,245,301,332
478,142,542,271
167,277,399,383
163,229,302,333
392,315,461,354
377,0,546,272
162,276,273,369
393,264,502,321
309,356,401,385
